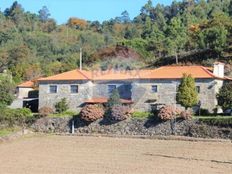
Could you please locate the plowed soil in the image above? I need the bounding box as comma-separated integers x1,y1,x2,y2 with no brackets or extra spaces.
0,135,231,174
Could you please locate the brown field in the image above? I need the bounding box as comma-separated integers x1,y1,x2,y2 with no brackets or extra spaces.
0,135,231,174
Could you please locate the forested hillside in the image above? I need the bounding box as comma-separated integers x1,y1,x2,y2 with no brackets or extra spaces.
0,0,232,83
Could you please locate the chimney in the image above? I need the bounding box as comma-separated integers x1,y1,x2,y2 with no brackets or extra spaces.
213,62,224,78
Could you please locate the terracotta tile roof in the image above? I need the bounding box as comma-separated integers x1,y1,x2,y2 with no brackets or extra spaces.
85,97,133,104
38,66,230,81
38,69,91,81
17,80,34,88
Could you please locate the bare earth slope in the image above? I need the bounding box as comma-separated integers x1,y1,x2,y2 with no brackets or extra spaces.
0,135,231,174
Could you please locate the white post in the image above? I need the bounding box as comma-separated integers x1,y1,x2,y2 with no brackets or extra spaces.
79,48,82,70
71,120,74,134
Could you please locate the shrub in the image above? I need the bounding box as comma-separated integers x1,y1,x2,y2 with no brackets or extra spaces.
107,89,121,109
80,104,104,122
38,106,54,117
1,108,32,127
180,109,193,120
55,98,69,113
177,74,198,109
217,82,232,110
158,105,181,121
110,105,132,121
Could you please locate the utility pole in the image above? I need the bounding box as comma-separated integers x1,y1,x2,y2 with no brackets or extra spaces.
79,47,82,70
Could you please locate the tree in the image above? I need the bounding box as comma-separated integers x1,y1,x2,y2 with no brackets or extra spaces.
217,82,232,110
107,89,121,109
0,73,15,106
55,98,69,113
38,6,50,22
165,17,187,64
177,74,198,109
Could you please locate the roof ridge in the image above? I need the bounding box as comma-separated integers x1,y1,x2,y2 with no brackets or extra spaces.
77,69,91,80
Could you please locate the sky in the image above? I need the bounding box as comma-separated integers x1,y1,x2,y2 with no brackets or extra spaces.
0,0,172,24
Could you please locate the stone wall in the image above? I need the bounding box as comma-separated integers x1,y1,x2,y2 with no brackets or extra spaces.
93,80,132,99
39,80,93,111
38,78,221,113
131,78,219,113
32,117,232,139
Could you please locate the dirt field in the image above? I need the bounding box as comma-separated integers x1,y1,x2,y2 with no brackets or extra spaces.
0,135,231,174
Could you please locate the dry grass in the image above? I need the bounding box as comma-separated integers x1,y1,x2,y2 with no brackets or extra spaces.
0,135,231,174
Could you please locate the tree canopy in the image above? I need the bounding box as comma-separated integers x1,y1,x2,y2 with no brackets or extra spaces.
0,0,232,84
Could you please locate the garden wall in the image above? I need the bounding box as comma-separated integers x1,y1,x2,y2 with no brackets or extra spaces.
32,117,232,139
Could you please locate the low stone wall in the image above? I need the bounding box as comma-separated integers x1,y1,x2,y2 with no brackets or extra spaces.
32,117,232,139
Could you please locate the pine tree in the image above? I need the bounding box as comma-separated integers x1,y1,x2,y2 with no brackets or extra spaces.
107,89,121,109
177,74,198,109
217,82,232,110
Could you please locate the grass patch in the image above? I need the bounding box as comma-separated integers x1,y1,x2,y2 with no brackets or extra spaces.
194,116,232,127
132,112,152,119
0,127,19,137
49,111,78,117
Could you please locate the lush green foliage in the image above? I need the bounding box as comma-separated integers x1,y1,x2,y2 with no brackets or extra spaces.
0,107,32,127
55,98,69,113
0,72,15,106
0,0,232,83
196,116,232,127
177,74,198,108
217,82,232,110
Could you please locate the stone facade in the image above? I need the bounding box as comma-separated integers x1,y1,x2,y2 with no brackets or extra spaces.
93,80,132,99
39,80,93,111
131,78,222,113
38,78,223,113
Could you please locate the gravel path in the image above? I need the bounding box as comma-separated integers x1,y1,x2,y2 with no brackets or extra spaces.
0,135,231,174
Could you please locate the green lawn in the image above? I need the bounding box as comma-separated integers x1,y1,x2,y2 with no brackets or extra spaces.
48,111,78,118
0,128,19,137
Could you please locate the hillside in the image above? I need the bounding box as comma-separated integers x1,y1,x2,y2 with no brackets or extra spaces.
0,0,232,83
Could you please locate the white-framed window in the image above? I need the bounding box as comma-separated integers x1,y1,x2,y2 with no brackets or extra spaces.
108,85,117,94
70,85,79,93
151,85,158,93
49,85,57,93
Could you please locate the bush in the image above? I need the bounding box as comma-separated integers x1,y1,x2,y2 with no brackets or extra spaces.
0,108,32,127
38,106,54,117
80,104,104,122
158,105,181,121
217,82,232,110
107,89,121,109
110,105,132,121
197,116,232,127
55,98,69,113
180,109,193,120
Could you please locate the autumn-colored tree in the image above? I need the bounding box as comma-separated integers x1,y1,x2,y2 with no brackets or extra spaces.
67,17,88,29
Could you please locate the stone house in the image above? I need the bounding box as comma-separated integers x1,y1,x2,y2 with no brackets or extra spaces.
37,62,230,113
10,80,38,112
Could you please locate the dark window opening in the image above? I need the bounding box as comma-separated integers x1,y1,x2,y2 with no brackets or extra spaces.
108,85,117,94
151,85,158,93
49,85,57,93
71,85,79,93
